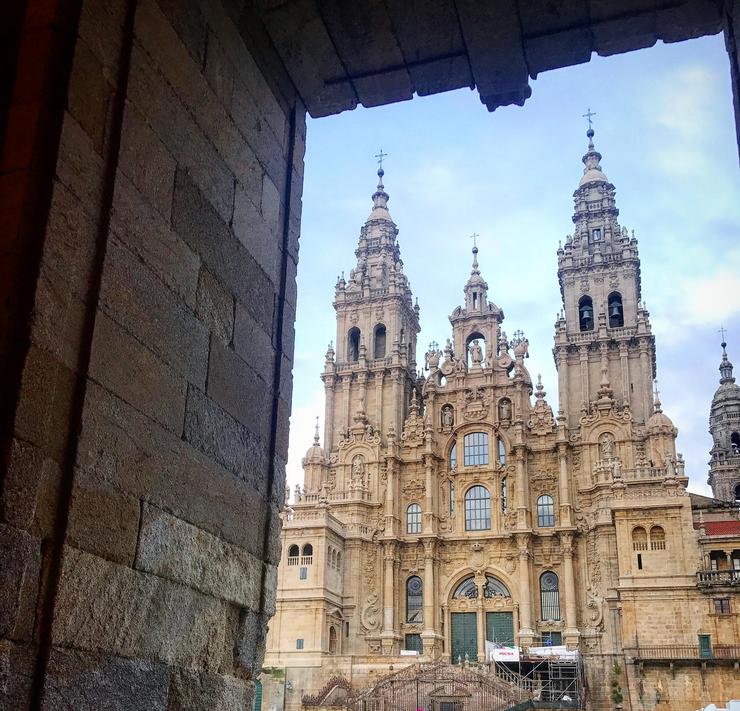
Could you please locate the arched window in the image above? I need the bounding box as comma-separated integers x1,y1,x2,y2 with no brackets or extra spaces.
449,442,457,470
453,577,479,598
536,495,555,527
374,324,387,359
540,572,561,621
465,485,491,531
501,477,507,513
608,292,624,328
406,576,423,623
498,437,506,465
328,626,337,653
579,295,594,332
463,432,489,466
347,327,361,362
632,526,647,551
288,544,299,564
732,432,740,454
466,333,485,367
336,552,342,570
650,525,666,550
453,575,510,599
302,543,313,557
407,503,422,534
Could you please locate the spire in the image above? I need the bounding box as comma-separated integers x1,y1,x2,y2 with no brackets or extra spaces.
720,339,735,384
579,125,608,187
368,152,392,222
653,380,662,413
462,235,490,313
313,416,320,446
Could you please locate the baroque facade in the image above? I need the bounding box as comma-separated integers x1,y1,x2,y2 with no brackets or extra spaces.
263,132,740,711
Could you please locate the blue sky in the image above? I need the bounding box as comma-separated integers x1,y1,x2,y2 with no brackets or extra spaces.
288,34,740,499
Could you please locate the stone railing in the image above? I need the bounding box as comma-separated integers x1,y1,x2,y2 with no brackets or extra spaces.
635,645,740,661
697,569,740,587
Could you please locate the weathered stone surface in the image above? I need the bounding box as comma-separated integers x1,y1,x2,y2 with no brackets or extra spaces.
68,36,113,155
78,381,267,555
136,504,263,608
0,525,40,641
206,337,270,441
13,345,76,461
110,172,200,311
231,181,279,283
196,269,234,343
233,303,275,385
118,102,177,219
1,439,45,531
52,547,226,671
0,640,35,709
172,169,275,333
99,236,209,387
89,312,187,434
183,384,270,497
43,648,170,711
67,475,141,566
167,669,251,711
235,608,268,679
127,44,235,222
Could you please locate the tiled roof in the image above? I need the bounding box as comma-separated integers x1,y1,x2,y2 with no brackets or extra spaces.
697,520,740,536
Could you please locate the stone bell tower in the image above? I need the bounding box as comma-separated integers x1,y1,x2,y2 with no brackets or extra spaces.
553,126,656,428
321,166,420,452
708,339,740,502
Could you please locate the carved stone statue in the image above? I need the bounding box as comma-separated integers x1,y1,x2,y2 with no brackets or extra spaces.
498,398,512,422
352,455,365,481
441,405,454,428
599,433,615,459
469,339,483,365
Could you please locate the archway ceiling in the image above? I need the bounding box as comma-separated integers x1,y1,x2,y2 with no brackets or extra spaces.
255,0,721,117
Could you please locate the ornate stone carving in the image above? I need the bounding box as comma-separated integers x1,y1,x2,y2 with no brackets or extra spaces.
463,387,489,421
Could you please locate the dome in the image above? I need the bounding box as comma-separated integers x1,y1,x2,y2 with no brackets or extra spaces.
304,441,325,465
579,167,608,186
647,395,676,435
303,418,326,465
711,342,739,413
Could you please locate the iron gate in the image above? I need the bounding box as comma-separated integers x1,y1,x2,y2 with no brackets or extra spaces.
351,660,528,711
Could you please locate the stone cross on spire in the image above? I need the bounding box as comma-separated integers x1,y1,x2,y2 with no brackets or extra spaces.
374,148,388,173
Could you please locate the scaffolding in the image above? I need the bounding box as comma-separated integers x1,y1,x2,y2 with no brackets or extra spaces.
489,651,586,709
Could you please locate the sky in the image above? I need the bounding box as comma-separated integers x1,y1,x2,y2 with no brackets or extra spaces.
286,34,740,500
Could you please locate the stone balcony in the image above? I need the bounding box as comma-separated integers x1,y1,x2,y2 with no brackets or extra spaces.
697,569,740,589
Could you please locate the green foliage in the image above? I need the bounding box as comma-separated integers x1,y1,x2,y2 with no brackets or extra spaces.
611,662,624,704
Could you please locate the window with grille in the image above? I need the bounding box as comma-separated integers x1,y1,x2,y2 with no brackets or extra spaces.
463,432,489,466
296,639,304,650
449,480,455,515
498,437,506,465
632,527,648,551
405,633,423,652
407,503,422,534
537,494,555,527
714,598,731,615
406,576,423,623
501,477,507,513
449,442,457,470
650,525,666,550
540,572,561,621
299,567,307,580
464,485,491,531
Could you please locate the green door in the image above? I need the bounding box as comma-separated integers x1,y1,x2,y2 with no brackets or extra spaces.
699,634,713,659
451,612,477,663
486,612,514,647
253,679,262,711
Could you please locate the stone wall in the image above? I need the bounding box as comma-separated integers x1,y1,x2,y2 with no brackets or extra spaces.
0,0,304,707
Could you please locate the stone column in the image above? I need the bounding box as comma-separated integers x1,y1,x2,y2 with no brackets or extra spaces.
618,342,629,405
556,347,569,422
579,347,590,404
476,577,486,662
516,534,535,645
422,539,437,656
382,541,396,634
424,453,434,532
515,446,528,529
638,339,651,423
561,533,580,648
557,442,572,527
324,375,336,449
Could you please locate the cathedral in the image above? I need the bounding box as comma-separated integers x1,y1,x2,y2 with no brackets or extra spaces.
262,130,740,711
